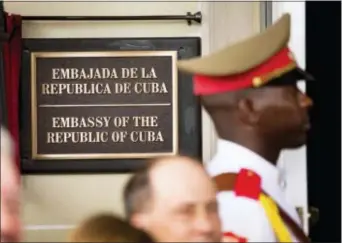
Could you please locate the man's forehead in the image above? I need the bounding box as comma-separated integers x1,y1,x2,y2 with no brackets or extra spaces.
153,186,216,208
150,158,205,186
149,159,216,204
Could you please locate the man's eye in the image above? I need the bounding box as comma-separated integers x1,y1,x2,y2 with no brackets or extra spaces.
177,206,193,216
207,202,218,213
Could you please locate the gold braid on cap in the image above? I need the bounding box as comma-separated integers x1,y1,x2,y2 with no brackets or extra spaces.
252,62,297,87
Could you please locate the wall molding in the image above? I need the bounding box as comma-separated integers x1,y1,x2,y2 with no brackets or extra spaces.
199,2,261,163
25,224,75,231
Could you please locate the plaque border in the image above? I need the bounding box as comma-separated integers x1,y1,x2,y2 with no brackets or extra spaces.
20,37,202,174
30,50,179,160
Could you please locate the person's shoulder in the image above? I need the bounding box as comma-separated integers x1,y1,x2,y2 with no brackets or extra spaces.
218,190,274,242
216,168,263,217
215,168,262,201
216,168,262,210
216,169,276,241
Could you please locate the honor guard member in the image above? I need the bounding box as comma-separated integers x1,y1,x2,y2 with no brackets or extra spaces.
177,14,313,242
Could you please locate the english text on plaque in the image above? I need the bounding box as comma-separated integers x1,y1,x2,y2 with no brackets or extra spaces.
46,131,164,144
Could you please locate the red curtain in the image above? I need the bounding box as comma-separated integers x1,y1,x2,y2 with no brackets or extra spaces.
3,13,22,177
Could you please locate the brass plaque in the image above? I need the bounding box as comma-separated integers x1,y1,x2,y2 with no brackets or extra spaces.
30,51,178,160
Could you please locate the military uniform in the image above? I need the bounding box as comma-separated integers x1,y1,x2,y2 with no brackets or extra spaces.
208,139,304,242
177,14,313,242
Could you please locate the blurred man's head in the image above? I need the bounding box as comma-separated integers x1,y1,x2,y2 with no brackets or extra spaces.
123,156,221,242
1,127,21,242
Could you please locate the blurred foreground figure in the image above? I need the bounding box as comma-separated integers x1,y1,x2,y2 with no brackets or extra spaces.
69,213,154,242
123,155,222,242
1,127,21,242
178,14,313,242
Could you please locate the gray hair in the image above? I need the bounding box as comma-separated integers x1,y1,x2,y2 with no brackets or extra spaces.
123,166,152,219
1,126,14,159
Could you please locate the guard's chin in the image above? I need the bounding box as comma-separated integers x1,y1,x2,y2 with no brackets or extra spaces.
284,133,307,149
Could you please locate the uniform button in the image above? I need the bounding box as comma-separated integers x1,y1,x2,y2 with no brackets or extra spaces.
252,77,262,87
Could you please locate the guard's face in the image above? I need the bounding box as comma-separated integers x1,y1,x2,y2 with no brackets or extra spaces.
137,161,222,242
253,84,313,148
1,153,21,242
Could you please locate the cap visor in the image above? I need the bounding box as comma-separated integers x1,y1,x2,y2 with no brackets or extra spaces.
296,67,315,81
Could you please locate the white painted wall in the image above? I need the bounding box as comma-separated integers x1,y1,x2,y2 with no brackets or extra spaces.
202,2,261,160
5,1,261,241
272,1,309,234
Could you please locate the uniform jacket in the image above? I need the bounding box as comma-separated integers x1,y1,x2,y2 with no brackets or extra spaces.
206,139,303,242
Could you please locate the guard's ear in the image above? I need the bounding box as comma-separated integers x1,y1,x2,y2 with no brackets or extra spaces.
237,97,260,126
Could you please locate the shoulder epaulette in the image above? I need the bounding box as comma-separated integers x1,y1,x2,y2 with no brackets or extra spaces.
223,232,248,242
234,168,261,200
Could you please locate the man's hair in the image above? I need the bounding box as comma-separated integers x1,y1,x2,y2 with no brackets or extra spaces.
123,163,152,219
123,156,179,219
